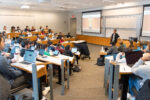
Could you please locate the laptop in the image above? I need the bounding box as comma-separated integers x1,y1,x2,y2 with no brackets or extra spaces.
20,50,37,65
39,49,45,56
125,51,143,66
53,50,59,56
71,48,77,53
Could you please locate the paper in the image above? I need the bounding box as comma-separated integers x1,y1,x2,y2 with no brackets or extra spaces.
119,63,132,73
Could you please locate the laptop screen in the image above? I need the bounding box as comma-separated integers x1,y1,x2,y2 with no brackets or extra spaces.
71,48,77,53
125,51,143,65
24,50,37,63
39,49,45,56
53,50,59,56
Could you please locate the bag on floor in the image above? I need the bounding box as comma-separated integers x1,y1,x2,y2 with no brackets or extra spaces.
73,65,81,72
96,57,104,66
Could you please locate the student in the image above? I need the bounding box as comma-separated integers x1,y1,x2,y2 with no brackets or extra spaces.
129,53,150,97
110,29,120,46
16,26,21,33
47,41,55,51
43,45,50,56
116,49,126,63
48,29,52,35
107,44,118,55
20,40,30,57
57,32,63,39
52,33,57,39
142,42,150,53
66,32,72,38
39,26,43,32
118,40,126,51
59,37,64,43
55,43,64,54
2,26,9,36
0,35,26,89
31,26,36,32
24,26,30,32
11,26,15,33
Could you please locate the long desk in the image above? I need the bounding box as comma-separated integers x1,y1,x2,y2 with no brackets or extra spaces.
76,35,138,49
37,55,72,95
11,60,53,100
104,56,132,100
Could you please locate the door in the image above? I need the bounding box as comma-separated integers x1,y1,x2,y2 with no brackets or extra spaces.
70,18,77,36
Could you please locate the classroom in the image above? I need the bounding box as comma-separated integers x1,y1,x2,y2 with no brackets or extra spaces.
0,0,150,100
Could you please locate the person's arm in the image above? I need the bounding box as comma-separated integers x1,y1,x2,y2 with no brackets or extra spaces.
0,57,22,79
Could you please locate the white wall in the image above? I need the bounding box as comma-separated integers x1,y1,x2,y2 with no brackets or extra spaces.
68,6,145,40
0,9,69,33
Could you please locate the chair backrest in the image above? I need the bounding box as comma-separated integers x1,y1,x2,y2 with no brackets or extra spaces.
0,74,11,100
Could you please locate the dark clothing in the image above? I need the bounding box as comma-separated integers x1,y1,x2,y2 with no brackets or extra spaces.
57,35,63,39
20,48,26,57
110,33,120,45
66,34,72,38
63,45,73,57
107,46,118,55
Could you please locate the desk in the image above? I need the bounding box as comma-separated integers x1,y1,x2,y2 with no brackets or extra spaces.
104,57,132,100
37,55,70,95
11,61,53,100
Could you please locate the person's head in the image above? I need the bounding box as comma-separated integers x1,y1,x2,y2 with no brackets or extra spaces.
68,33,70,35
40,26,42,29
3,26,7,30
17,26,20,29
11,26,15,33
119,40,123,46
59,32,62,35
0,35,5,50
46,26,48,29
113,29,117,34
48,29,52,33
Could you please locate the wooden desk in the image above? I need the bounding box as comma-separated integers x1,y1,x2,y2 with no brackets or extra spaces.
100,51,107,55
37,55,70,95
11,61,53,100
104,58,132,100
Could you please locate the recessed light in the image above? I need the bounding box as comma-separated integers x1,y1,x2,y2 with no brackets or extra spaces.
21,5,30,9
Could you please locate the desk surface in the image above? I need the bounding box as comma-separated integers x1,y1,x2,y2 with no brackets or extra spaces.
100,51,107,55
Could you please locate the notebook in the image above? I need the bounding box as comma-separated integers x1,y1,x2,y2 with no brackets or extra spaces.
125,51,143,66
20,50,37,64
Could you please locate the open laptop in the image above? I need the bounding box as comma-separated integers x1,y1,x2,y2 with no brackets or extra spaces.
20,50,37,65
53,50,59,56
39,49,45,56
71,48,77,53
125,51,143,66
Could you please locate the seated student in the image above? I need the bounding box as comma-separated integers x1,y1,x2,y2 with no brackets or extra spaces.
55,43,64,54
66,32,72,38
59,37,64,43
24,26,30,32
142,42,150,53
2,26,9,36
0,35,26,89
57,32,63,39
63,45,73,75
16,26,21,33
29,41,36,50
48,29,52,35
52,33,57,39
11,26,16,33
116,48,126,63
107,44,118,55
31,26,36,32
43,45,50,56
39,26,43,32
20,40,30,57
118,40,126,51
129,53,150,98
47,41,55,51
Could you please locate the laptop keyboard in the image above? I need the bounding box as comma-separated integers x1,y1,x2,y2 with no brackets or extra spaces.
20,61,31,65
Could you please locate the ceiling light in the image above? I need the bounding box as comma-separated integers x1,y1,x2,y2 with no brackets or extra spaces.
21,5,30,9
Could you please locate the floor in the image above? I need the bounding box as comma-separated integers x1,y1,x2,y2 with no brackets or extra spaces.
47,44,108,100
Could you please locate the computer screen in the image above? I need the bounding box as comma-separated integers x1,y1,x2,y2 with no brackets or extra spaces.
53,50,59,56
71,48,77,53
24,50,37,63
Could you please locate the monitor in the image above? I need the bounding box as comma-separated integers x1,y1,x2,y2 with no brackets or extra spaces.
53,50,59,56
71,48,77,53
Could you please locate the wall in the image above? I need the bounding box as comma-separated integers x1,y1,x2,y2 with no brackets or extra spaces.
68,6,145,40
0,9,69,33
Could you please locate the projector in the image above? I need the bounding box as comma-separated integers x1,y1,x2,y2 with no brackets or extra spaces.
39,0,51,3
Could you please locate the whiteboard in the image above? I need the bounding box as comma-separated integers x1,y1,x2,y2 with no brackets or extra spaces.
106,16,137,28
0,15,35,31
106,29,137,39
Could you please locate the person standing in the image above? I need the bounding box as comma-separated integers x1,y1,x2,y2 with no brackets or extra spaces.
110,29,120,46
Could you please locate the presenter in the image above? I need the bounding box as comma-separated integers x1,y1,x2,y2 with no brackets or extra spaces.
110,29,120,46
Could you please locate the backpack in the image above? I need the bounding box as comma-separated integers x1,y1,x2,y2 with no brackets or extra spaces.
73,65,81,72
96,57,104,66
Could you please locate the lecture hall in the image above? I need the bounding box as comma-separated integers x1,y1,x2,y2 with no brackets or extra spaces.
0,0,150,100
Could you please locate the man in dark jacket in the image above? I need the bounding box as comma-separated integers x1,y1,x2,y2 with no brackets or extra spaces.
110,29,120,46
